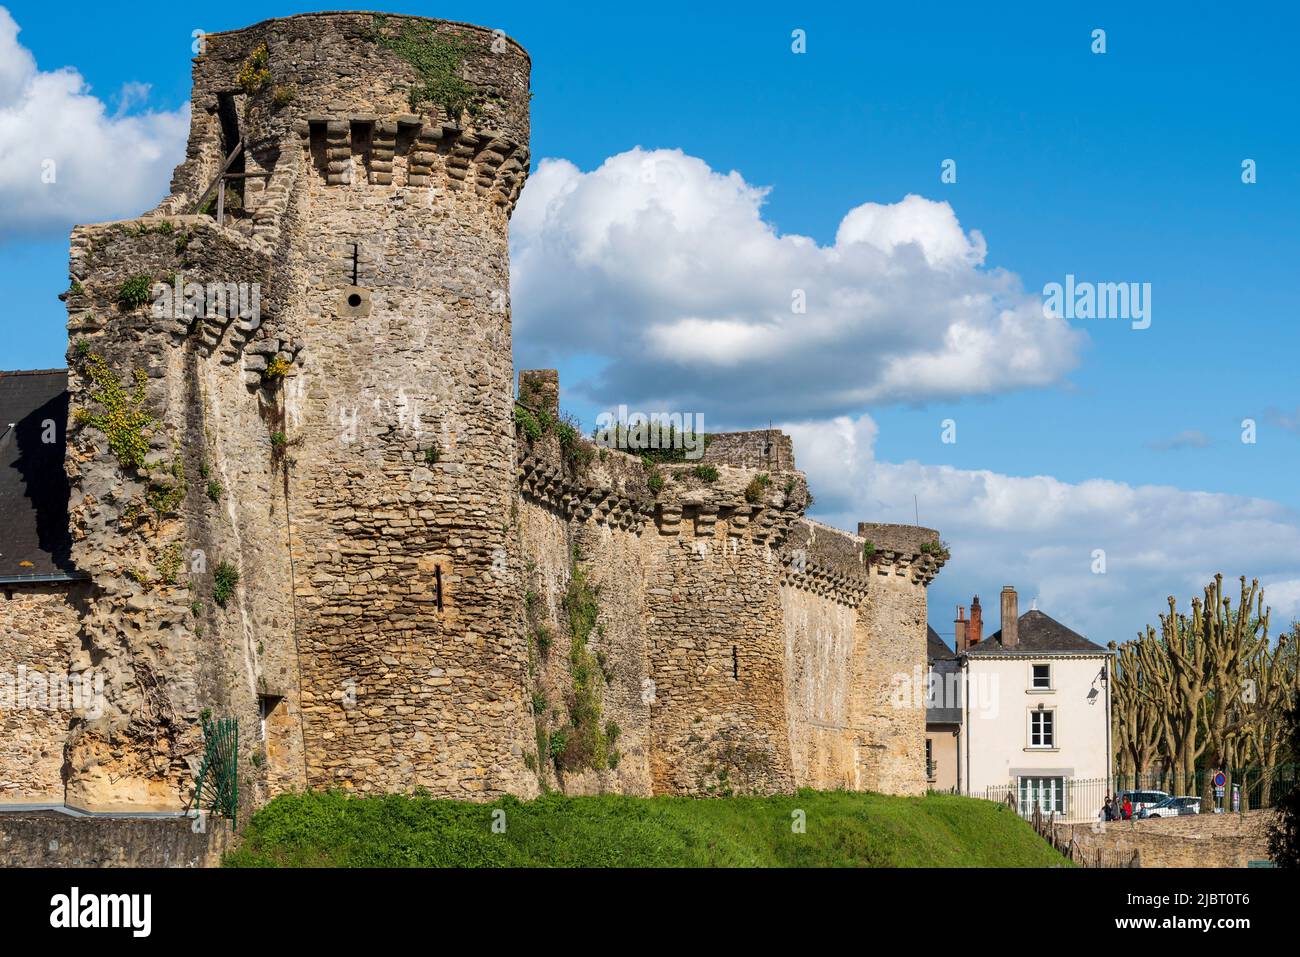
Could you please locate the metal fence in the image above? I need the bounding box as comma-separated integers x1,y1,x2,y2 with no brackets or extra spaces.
982,765,1297,825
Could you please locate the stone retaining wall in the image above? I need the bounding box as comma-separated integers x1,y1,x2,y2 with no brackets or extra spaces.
1053,810,1275,867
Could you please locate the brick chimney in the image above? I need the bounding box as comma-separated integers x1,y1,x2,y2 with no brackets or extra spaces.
954,606,968,651
969,596,983,646
1000,585,1019,649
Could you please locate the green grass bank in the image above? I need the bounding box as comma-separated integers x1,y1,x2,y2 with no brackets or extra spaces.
224,789,1070,867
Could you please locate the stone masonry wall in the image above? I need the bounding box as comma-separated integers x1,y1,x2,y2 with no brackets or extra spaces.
780,521,869,791
0,583,88,803
1052,811,1275,868
61,212,304,812
512,376,946,798
0,812,231,867
853,523,945,796
262,14,536,799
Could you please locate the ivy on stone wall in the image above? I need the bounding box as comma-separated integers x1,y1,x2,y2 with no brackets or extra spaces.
366,15,484,118
73,351,156,472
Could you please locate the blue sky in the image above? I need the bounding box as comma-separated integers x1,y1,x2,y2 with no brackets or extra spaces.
1,1,1297,640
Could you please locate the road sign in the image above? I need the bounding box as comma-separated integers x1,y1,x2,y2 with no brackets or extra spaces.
1213,770,1227,788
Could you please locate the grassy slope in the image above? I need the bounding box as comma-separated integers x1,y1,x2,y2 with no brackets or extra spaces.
224,789,1070,867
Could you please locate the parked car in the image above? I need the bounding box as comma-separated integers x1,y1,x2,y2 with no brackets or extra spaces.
1138,796,1201,819
1116,790,1169,816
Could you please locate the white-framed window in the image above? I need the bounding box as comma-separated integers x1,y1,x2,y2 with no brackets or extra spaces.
1030,662,1052,690
1028,708,1055,748
1018,776,1064,816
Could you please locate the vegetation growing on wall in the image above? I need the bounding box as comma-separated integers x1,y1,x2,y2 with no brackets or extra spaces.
117,274,154,310
365,15,484,118
154,543,183,585
237,43,272,94
744,473,770,504
608,422,713,465
213,561,240,607
514,403,543,442
146,459,187,516
513,400,596,471
271,84,297,109
919,539,950,561
72,351,156,472
555,558,617,772
263,356,291,382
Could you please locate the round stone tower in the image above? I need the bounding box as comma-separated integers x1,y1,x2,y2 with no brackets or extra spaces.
179,12,536,798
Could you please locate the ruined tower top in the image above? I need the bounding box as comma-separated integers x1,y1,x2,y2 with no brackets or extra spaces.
195,12,529,136
160,11,532,219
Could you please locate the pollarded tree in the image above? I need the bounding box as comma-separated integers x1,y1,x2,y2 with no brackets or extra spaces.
1197,577,1270,798
1109,636,1163,781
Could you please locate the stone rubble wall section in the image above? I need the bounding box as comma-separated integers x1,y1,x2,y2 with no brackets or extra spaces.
58,212,308,812
515,424,945,797
0,584,89,803
1052,810,1274,867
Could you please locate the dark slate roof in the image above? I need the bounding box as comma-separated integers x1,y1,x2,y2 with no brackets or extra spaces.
927,625,954,661
965,608,1108,656
0,370,78,581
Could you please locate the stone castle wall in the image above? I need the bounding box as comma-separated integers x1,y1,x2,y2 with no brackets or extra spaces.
510,374,944,797
0,583,88,804
0,12,946,818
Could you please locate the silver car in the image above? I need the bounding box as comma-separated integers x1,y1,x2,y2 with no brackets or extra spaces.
1139,795,1201,818
1117,789,1169,816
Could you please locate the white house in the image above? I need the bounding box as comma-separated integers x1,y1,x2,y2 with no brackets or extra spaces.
928,586,1113,821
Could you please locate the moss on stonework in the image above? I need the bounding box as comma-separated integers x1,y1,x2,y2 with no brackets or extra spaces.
366,15,484,118
74,352,156,472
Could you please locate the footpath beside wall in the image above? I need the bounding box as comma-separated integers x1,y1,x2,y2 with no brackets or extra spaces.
1052,811,1275,867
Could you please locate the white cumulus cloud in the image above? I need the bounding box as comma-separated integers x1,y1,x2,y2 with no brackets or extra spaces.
0,7,189,240
511,147,1084,418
